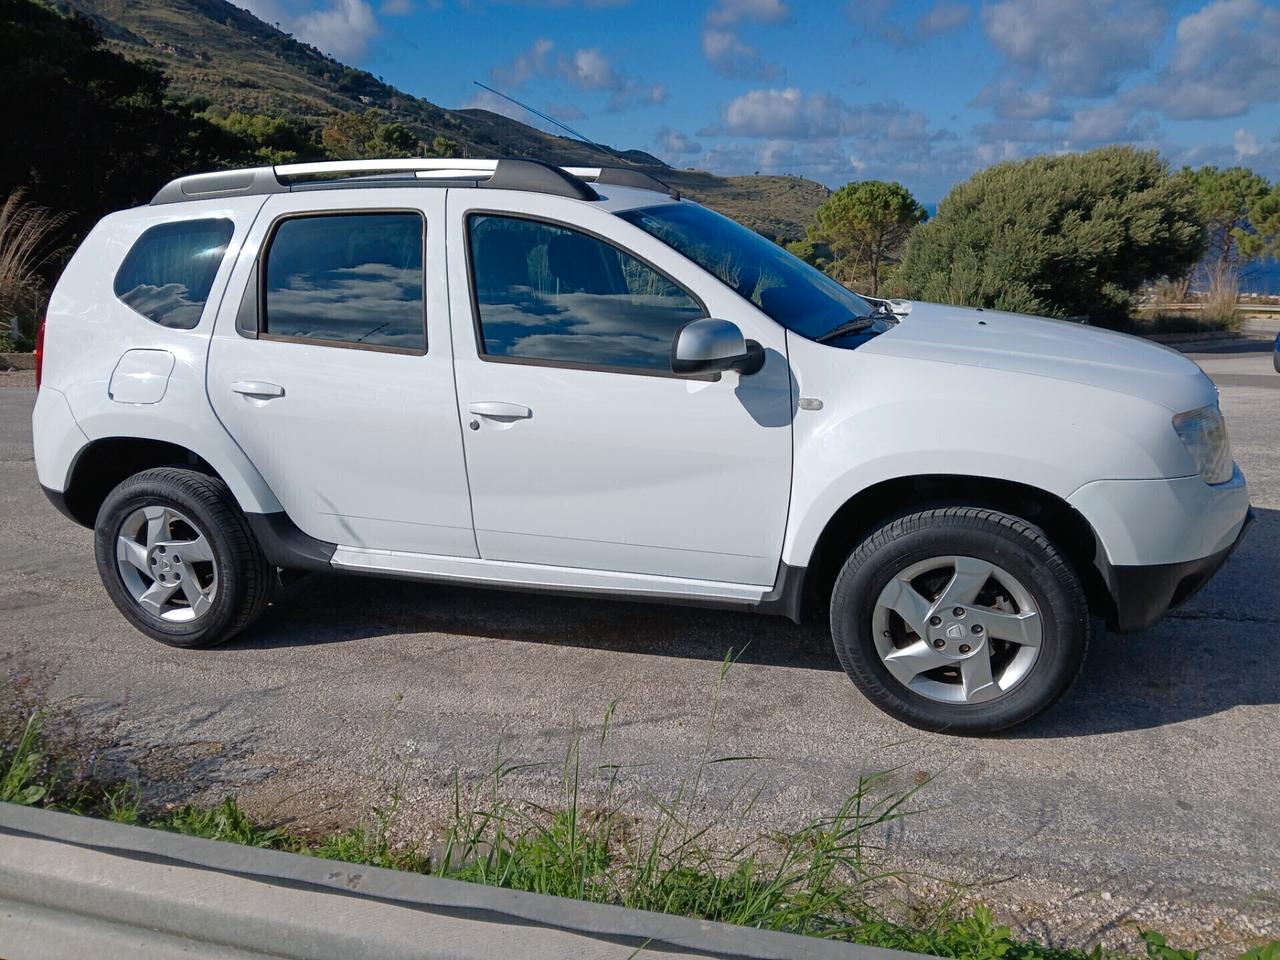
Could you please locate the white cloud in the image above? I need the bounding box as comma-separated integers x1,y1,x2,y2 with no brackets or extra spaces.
1130,0,1280,120
492,38,555,87
1065,104,1158,146
1234,128,1263,159
292,0,380,59
380,0,412,13
720,87,931,142
655,127,703,157
972,80,1064,121
702,0,789,78
850,0,972,47
982,0,1166,98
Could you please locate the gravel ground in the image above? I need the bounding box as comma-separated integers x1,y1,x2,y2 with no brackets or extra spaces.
1,339,1276,953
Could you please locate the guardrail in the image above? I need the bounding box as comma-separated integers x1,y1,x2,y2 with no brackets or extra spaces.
0,802,934,960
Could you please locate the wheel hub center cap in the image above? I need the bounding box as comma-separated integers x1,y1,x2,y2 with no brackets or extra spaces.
944,622,966,641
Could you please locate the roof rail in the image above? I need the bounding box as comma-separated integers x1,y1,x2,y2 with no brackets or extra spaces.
563,167,680,199
150,158,679,206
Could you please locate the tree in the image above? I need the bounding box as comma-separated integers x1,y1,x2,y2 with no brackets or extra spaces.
1181,166,1280,321
808,180,926,295
320,109,421,159
895,146,1204,324
207,111,319,164
0,0,241,281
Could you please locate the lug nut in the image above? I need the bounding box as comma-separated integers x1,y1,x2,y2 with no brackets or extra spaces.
952,606,965,617
932,638,945,649
958,643,972,654
972,624,984,635
929,615,942,627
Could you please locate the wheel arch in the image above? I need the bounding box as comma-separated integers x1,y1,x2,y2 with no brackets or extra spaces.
795,474,1115,624
55,436,263,528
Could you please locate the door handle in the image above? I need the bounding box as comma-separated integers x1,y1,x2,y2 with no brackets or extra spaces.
231,380,285,400
468,401,532,420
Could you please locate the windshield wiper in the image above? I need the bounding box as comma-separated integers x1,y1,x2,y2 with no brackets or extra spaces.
815,315,876,343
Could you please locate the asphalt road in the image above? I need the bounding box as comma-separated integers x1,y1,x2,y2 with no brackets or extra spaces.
2,339,1277,948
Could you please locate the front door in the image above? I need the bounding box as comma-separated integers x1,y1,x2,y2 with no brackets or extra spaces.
445,190,793,585
207,189,475,555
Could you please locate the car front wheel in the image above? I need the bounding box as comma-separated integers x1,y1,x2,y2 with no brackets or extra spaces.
830,506,1089,735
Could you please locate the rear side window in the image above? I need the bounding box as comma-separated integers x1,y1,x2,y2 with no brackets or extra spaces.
263,212,425,353
468,214,704,373
114,218,234,329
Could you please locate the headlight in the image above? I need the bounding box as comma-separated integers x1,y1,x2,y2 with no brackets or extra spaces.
1172,404,1234,484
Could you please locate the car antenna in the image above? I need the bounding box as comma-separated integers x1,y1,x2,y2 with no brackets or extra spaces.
471,80,608,152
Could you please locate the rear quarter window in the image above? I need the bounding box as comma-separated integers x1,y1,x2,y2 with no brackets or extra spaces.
113,218,234,329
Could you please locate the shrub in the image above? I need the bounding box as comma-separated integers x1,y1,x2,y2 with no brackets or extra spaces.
896,146,1204,325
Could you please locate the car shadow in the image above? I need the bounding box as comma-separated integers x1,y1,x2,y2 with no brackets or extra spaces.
226,508,1278,736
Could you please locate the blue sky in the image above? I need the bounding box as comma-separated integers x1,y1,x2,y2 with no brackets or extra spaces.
237,0,1280,205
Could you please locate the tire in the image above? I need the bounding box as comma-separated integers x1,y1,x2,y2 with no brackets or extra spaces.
94,468,271,649
829,506,1088,735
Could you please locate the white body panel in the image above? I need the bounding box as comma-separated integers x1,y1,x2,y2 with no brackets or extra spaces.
35,199,283,514
205,189,476,555
443,188,793,584
33,170,1251,618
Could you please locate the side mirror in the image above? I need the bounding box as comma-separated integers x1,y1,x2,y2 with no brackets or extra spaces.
671,318,765,376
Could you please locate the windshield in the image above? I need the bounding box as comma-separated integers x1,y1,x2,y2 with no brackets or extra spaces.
618,202,875,340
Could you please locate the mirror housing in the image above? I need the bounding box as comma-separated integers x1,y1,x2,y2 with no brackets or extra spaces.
671,318,765,376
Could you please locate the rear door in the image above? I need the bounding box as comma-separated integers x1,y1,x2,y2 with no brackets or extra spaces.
207,188,475,555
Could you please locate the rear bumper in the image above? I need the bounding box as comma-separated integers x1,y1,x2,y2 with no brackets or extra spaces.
1104,507,1253,632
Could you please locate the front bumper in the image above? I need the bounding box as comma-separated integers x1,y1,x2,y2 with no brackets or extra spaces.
1104,506,1254,632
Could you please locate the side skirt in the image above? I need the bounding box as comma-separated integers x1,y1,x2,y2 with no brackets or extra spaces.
246,512,806,622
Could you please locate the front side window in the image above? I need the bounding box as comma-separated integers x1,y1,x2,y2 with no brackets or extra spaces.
263,212,425,352
468,214,704,372
619,202,876,342
114,218,234,329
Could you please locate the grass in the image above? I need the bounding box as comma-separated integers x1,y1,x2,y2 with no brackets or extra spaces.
2,663,1275,960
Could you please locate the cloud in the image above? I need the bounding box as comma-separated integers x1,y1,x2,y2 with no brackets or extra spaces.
972,80,1064,121
492,37,555,87
1128,0,1280,120
380,0,412,12
849,0,972,47
719,87,932,142
1234,128,1263,160
292,0,380,59
982,0,1166,98
1065,104,1158,146
488,39,664,112
702,0,789,78
655,127,703,157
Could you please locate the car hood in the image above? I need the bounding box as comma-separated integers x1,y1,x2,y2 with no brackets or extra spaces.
860,301,1215,411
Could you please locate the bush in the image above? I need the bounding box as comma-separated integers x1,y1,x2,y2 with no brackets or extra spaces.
895,146,1204,325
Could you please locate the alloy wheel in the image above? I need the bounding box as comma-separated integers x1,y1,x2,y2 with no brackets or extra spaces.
115,505,218,622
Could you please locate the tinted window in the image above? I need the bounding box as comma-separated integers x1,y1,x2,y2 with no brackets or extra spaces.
468,215,704,372
114,218,234,329
264,213,425,352
619,203,875,342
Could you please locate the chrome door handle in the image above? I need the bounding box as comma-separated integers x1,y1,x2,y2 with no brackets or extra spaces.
231,380,285,400
468,401,532,420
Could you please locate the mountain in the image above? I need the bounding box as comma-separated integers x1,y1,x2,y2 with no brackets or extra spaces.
55,0,828,241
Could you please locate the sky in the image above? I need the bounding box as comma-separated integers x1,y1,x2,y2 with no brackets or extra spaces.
234,0,1280,205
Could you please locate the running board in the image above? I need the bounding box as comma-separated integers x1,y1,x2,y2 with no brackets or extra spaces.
329,546,770,608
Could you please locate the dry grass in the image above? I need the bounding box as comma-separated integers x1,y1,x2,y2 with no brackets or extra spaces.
0,190,69,350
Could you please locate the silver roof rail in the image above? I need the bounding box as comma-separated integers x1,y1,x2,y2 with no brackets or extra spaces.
151,158,602,205
150,158,681,206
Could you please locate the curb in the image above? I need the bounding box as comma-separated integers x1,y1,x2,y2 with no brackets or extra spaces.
0,803,935,960
0,352,35,371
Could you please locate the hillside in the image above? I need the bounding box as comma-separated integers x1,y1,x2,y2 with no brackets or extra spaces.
55,0,827,240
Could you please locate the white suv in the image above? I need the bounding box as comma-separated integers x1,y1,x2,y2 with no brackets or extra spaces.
32,158,1252,734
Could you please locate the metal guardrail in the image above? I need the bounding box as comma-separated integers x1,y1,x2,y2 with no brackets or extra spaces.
0,802,935,960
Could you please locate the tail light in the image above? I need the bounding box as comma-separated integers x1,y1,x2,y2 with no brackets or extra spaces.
34,317,45,391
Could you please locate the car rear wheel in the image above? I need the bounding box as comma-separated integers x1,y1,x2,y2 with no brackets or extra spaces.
94,468,270,648
830,506,1089,734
